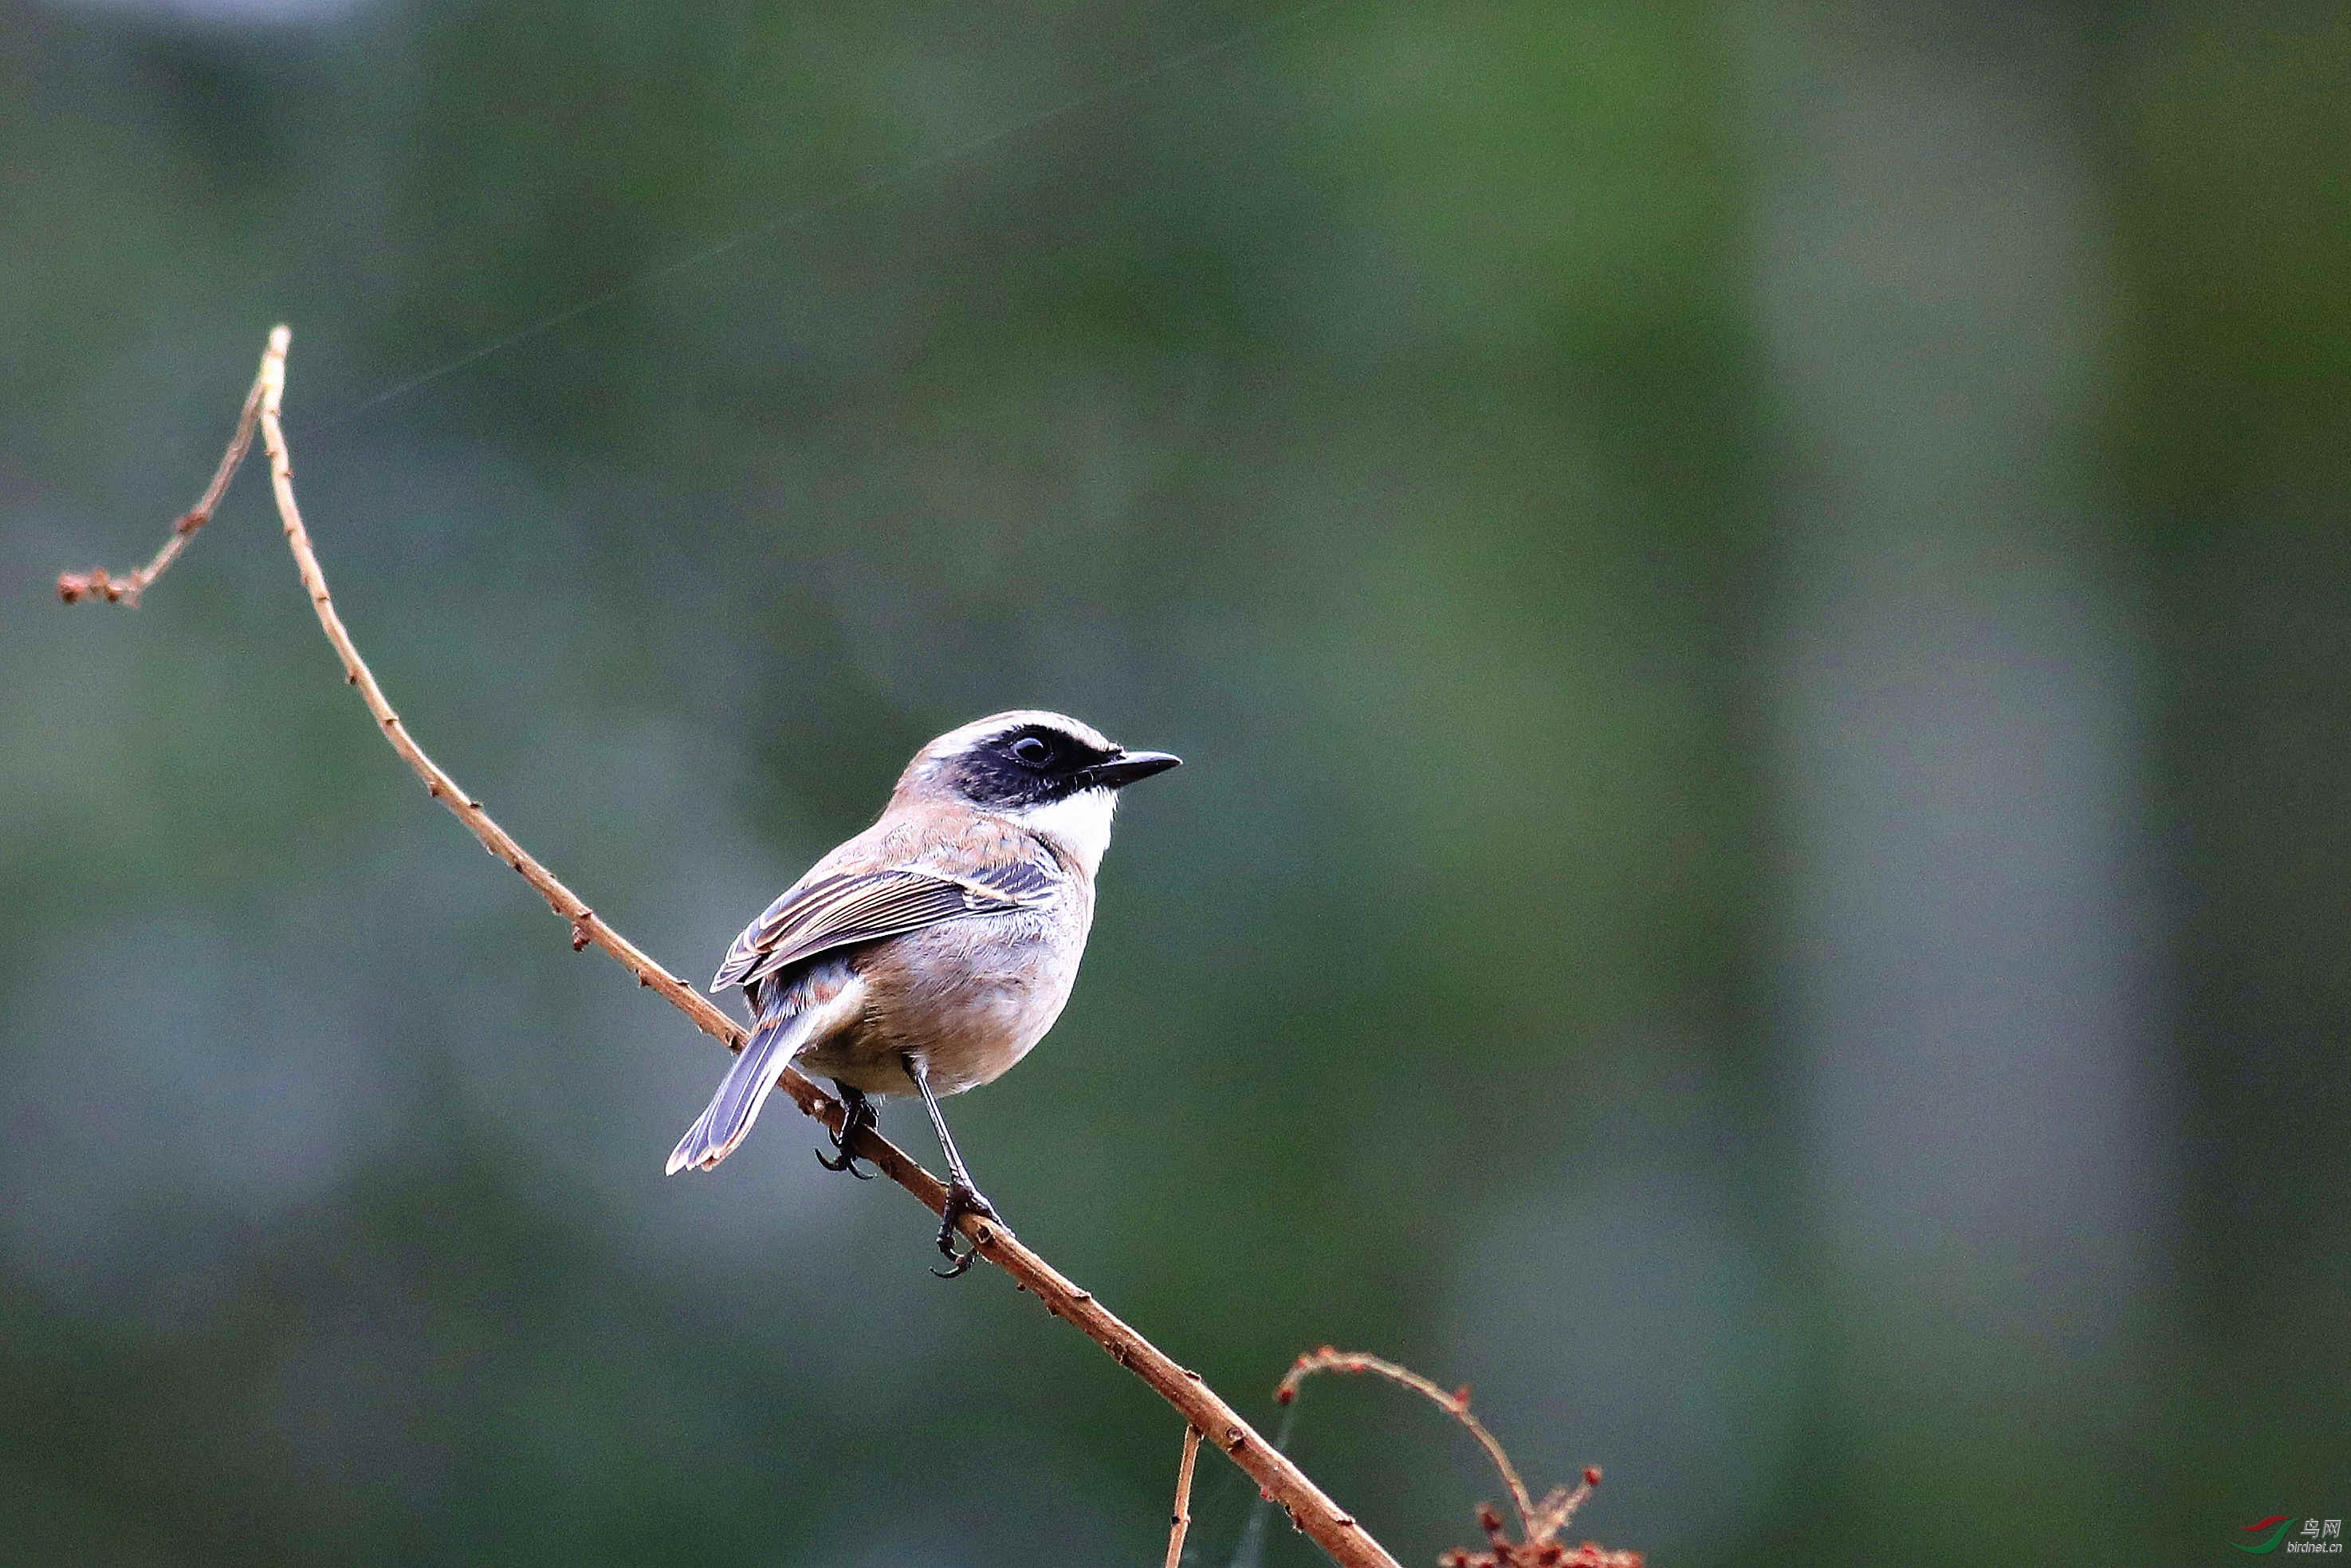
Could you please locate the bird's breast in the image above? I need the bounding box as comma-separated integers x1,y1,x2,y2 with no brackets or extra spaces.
797,896,1092,1098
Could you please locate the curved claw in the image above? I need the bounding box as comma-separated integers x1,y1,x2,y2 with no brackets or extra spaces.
931,1181,999,1280
815,1145,874,1178
816,1088,878,1179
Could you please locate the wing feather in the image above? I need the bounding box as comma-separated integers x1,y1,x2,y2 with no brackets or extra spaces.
710,860,1057,992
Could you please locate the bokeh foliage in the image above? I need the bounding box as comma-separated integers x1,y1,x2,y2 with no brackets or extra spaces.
2,0,2344,1563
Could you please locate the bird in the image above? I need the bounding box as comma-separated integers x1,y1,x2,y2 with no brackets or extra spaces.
666,710,1181,1275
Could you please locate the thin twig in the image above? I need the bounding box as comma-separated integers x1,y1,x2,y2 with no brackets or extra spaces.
1279,1347,1535,1537
65,328,1402,1568
1165,1424,1203,1568
1276,1348,1634,1568
57,373,265,605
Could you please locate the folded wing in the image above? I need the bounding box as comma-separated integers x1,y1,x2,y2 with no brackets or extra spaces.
710,860,1059,992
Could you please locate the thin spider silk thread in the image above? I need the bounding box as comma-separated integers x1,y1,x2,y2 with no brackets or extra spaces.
1225,1397,1302,1568
317,0,1345,434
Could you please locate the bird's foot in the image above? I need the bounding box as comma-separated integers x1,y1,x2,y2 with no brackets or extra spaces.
931,1181,1001,1279
815,1087,877,1179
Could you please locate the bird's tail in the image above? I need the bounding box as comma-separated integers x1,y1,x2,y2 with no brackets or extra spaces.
666,995,822,1175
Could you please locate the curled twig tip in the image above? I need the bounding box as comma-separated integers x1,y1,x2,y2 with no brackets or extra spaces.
1274,1347,1638,1568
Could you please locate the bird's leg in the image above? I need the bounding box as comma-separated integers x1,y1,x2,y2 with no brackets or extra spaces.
902,1052,999,1279
815,1083,877,1179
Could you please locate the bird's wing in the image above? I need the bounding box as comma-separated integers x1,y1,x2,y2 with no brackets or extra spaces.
710,860,1059,992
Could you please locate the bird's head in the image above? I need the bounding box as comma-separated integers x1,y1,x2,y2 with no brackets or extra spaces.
898,710,1181,875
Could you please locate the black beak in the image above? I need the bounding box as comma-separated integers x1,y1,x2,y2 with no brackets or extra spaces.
1082,749,1182,790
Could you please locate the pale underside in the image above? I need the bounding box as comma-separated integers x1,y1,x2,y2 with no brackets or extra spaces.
666,782,1114,1173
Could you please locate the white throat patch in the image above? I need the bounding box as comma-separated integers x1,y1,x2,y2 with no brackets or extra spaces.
1015,788,1118,878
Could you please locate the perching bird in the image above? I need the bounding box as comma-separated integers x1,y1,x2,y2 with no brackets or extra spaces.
666,711,1180,1275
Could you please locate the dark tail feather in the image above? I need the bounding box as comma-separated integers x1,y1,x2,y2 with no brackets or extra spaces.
665,1000,818,1175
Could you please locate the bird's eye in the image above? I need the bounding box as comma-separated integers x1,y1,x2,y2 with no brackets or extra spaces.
1011,736,1052,766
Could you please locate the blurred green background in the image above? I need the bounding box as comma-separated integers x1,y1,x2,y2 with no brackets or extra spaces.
3,0,2346,1562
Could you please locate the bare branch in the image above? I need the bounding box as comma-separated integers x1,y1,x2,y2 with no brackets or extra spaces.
1279,1346,1535,1537
1276,1347,1639,1568
1165,1424,1203,1568
58,372,265,605
64,328,1402,1568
